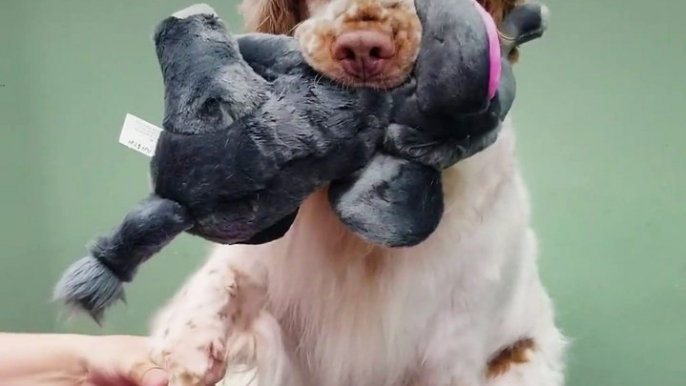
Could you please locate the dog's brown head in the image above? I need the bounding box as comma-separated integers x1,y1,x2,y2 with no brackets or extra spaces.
241,0,524,76
242,0,422,89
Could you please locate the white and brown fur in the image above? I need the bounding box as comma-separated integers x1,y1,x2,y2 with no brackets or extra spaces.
149,1,567,385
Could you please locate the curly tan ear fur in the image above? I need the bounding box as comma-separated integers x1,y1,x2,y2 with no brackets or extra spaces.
240,0,303,34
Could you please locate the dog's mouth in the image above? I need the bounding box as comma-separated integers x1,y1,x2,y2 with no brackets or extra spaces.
295,0,422,90
339,75,405,90
315,68,409,90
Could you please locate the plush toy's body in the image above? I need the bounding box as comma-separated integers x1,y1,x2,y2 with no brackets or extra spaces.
54,0,548,321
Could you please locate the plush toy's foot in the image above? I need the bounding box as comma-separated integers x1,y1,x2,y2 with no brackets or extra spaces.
171,3,217,19
329,155,444,248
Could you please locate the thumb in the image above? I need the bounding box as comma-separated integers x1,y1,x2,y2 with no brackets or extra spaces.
129,360,169,386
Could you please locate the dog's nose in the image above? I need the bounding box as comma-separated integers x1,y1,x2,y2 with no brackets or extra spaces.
332,31,395,78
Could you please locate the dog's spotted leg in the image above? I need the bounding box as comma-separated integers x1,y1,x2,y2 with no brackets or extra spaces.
149,246,269,386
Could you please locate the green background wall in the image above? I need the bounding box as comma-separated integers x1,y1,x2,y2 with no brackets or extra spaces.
0,0,683,385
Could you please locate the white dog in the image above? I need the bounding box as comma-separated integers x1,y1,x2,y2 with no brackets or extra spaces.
148,2,567,386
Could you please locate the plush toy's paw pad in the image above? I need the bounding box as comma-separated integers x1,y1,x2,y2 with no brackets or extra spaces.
172,3,217,19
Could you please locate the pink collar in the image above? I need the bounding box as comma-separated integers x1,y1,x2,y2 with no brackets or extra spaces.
470,0,501,99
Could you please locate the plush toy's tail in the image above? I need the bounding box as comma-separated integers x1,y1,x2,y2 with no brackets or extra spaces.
54,196,193,323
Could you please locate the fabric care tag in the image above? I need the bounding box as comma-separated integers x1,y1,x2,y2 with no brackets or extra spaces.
118,114,163,157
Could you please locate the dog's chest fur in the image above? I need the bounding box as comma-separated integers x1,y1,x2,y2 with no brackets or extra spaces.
241,120,541,386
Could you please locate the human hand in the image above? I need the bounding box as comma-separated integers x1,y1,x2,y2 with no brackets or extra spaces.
81,335,168,386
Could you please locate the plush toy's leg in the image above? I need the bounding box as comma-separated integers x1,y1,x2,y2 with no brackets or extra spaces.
53,195,193,322
329,155,444,247
330,116,503,248
154,5,272,135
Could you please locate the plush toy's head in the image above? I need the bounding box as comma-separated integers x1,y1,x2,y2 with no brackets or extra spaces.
152,6,271,135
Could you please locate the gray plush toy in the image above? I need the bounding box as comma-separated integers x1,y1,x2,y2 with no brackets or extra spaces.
54,0,548,322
